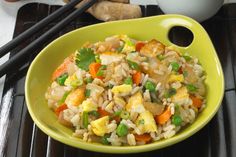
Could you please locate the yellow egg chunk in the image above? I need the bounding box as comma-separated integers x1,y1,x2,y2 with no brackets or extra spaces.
168,74,184,83
81,99,97,112
111,84,132,94
64,73,82,88
126,92,145,113
171,86,189,104
90,116,109,136
135,110,157,134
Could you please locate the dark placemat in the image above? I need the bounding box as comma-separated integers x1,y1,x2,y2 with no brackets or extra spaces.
0,3,236,157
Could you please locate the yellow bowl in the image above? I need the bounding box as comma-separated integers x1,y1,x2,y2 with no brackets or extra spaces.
25,15,224,153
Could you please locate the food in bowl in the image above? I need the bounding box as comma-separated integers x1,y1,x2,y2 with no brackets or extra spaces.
45,35,206,146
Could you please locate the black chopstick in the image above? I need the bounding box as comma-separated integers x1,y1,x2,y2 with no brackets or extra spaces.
0,0,97,78
0,0,82,58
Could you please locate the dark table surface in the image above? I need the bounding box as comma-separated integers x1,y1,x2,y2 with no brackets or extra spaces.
0,3,236,157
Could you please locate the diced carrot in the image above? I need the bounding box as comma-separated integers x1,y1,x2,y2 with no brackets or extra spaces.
134,133,152,143
89,62,103,79
135,42,146,52
52,57,73,81
97,107,110,117
155,106,171,125
132,71,142,85
190,95,203,108
55,104,68,116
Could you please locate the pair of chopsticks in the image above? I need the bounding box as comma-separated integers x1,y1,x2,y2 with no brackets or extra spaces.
0,0,97,78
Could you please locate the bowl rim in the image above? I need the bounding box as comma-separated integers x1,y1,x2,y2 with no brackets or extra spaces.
25,14,225,153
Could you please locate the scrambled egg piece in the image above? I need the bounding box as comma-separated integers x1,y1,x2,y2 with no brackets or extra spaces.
100,52,125,65
81,99,97,112
118,35,135,53
90,116,109,136
171,86,189,104
126,92,145,113
65,86,85,106
168,74,184,83
64,73,82,88
111,84,132,94
135,110,157,133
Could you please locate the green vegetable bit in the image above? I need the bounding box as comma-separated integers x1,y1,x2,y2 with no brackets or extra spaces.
101,134,110,145
183,71,188,77
108,84,114,89
56,73,68,86
88,110,100,118
144,81,156,92
96,65,106,77
85,89,91,97
120,111,129,119
183,55,192,61
58,91,70,104
186,84,197,92
124,77,133,85
172,115,182,126
85,77,93,83
127,60,140,70
117,44,124,53
171,62,180,72
95,54,101,63
165,88,177,98
114,110,122,116
75,48,95,71
70,79,83,88
138,119,145,125
116,123,128,137
157,54,165,61
82,112,89,128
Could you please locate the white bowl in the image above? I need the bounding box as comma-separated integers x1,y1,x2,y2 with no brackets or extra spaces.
156,0,224,22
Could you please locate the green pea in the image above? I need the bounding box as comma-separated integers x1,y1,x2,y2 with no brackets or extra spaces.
85,77,93,83
82,112,89,128
88,110,100,118
85,89,91,97
101,134,110,145
171,62,180,72
144,81,156,92
172,115,182,126
127,60,140,70
116,123,128,137
186,84,197,92
56,73,68,86
124,77,133,85
120,111,129,119
165,88,177,98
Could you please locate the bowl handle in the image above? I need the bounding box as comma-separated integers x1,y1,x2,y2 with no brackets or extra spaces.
159,15,211,52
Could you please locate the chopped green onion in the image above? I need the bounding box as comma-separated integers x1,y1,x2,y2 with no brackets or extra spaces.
85,77,93,83
114,110,122,116
56,73,68,86
186,84,197,92
171,62,180,72
120,111,129,119
88,110,100,118
138,119,145,125
108,84,114,89
172,115,182,126
124,77,133,85
165,88,177,98
127,60,140,70
82,112,89,128
174,104,180,114
183,55,192,61
70,79,83,88
116,123,128,137
96,69,104,76
101,134,110,145
85,89,91,97
95,54,101,63
58,91,70,104
144,81,156,92
183,71,188,77
157,54,165,61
